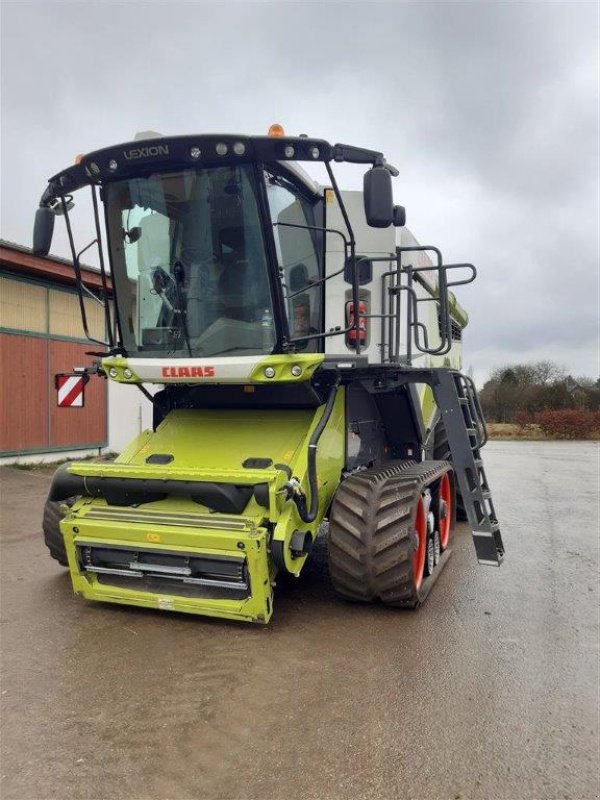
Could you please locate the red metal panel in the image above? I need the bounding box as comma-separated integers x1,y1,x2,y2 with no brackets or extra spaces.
48,341,107,448
0,333,49,452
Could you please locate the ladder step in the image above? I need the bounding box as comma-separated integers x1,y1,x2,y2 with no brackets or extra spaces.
475,519,500,534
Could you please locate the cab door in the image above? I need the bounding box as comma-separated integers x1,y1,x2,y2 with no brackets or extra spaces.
264,169,324,352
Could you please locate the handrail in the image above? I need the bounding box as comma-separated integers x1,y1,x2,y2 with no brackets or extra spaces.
462,373,488,447
61,193,113,349
371,248,476,364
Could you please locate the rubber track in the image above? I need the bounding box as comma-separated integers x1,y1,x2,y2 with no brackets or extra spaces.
328,460,453,608
42,498,70,567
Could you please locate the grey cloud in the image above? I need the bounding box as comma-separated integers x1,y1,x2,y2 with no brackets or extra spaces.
1,0,597,385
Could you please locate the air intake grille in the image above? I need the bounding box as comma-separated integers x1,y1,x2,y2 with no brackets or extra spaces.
77,543,249,600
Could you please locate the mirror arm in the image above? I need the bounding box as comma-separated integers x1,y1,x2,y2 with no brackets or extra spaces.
325,161,361,354
90,185,115,348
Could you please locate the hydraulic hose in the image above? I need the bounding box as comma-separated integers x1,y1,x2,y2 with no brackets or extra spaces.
294,380,340,524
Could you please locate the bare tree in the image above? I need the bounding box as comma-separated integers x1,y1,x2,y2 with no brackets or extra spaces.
531,361,566,385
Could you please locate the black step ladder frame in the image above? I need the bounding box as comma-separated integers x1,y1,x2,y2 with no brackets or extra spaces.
379,367,505,566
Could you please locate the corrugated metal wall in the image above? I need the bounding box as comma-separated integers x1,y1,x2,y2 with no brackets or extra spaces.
0,277,47,332
48,289,106,340
0,334,49,451
0,274,107,456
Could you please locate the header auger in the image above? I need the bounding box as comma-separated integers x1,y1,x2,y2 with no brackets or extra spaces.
35,127,504,623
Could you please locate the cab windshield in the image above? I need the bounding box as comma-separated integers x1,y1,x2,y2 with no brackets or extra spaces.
106,165,276,357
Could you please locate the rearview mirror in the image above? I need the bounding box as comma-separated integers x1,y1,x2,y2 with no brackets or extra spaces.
393,205,406,227
363,166,393,228
33,207,55,256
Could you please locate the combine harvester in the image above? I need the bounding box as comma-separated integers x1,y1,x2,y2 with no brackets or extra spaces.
34,126,504,623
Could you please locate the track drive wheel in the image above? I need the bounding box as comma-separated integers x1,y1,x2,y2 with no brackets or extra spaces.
328,461,455,609
42,497,73,567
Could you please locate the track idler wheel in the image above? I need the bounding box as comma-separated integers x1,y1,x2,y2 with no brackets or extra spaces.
437,472,453,551
412,496,427,591
328,461,455,609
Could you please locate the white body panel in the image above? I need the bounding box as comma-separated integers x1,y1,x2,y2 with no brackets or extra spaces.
324,190,396,362
108,381,154,452
113,355,262,383
103,354,323,385
322,190,463,368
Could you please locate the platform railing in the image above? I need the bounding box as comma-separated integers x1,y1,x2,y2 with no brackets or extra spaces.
370,246,477,365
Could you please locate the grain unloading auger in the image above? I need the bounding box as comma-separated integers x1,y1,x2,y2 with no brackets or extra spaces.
34,127,504,623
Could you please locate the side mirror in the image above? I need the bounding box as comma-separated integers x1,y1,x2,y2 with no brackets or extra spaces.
344,255,373,285
363,166,393,228
393,205,406,227
33,207,55,256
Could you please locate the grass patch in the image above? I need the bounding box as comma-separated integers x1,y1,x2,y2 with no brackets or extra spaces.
487,423,600,441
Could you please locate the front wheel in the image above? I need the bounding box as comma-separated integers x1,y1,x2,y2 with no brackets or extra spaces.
42,498,73,567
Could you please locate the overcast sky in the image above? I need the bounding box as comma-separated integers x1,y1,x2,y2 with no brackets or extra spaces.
1,0,598,384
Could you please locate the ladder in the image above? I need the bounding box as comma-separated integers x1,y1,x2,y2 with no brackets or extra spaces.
432,369,505,566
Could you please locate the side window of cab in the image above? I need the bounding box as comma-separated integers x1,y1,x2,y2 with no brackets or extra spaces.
264,171,323,351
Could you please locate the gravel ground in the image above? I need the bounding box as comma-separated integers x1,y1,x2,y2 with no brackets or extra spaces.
1,441,598,800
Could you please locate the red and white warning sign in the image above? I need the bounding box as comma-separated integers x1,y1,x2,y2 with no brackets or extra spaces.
56,374,87,408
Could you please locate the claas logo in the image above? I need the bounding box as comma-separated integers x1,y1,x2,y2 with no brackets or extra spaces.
161,366,216,378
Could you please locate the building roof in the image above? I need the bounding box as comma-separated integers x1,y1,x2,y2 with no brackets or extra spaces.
0,239,112,292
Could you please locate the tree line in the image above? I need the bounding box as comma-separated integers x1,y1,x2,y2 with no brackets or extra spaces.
478,361,600,424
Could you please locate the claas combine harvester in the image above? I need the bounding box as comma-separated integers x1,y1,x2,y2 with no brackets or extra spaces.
34,126,504,624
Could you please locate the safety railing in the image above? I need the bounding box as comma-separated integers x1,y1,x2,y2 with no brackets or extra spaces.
370,246,477,365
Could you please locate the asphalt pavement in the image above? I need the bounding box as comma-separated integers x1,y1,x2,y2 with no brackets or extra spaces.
1,441,598,800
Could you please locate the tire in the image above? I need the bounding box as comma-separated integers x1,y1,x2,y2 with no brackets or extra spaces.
328,461,454,609
433,530,441,565
42,497,73,567
433,422,467,520
425,535,435,577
